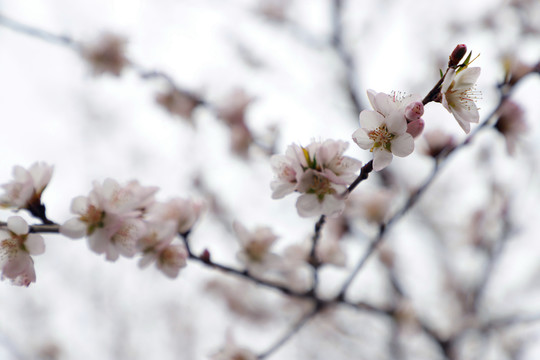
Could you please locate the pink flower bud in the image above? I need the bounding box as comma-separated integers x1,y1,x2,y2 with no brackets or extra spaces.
404,101,424,121
448,44,467,68
406,119,424,138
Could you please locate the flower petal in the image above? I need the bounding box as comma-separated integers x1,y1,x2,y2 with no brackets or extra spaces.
372,148,393,171
7,216,29,236
391,133,415,157
60,218,87,239
352,129,373,150
25,234,45,255
385,112,407,135
359,110,383,129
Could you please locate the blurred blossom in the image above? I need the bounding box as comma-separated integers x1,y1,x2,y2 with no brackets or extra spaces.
0,162,53,210
60,178,158,261
346,189,393,225
257,0,290,22
233,221,279,275
422,130,457,158
206,278,275,322
138,221,188,278
145,197,204,235
271,139,361,217
155,87,201,121
441,67,482,133
81,33,129,76
0,216,45,286
210,332,257,360
495,99,528,155
352,90,417,171
217,90,254,156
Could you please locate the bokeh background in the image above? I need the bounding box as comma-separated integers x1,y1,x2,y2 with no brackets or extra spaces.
1,0,540,359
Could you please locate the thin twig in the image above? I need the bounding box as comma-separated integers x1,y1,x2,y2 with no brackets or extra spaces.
330,0,363,115
257,302,323,359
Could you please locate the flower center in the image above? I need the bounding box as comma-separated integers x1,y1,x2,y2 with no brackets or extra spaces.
368,125,394,152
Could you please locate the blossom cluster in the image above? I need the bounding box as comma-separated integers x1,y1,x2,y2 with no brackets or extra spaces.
270,139,361,217
60,178,203,278
0,163,203,286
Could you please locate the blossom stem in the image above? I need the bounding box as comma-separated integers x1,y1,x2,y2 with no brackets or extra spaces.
341,160,373,197
422,69,449,105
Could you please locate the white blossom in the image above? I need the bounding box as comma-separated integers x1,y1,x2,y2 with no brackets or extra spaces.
145,197,203,234
270,139,361,217
0,216,45,286
233,221,279,275
441,67,482,133
60,178,156,261
0,162,54,209
138,221,188,278
352,91,416,171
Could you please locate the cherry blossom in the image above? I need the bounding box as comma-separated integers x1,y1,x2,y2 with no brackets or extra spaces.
495,99,528,155
233,221,279,274
352,90,416,171
441,67,482,133
138,222,188,278
0,216,45,286
145,197,203,235
0,162,54,209
270,139,361,217
60,178,156,261
210,332,257,360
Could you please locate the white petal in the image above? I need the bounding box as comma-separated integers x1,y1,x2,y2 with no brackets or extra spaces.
455,67,480,87
391,133,415,157
372,149,393,171
70,196,89,214
25,234,45,255
60,218,87,239
441,69,456,93
366,89,377,109
352,129,373,150
374,92,396,116
7,216,28,235
359,110,383,129
319,195,346,217
296,194,321,218
385,112,407,135
270,182,296,199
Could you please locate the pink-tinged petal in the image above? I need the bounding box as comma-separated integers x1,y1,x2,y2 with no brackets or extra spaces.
359,110,383,129
391,133,415,157
232,221,250,246
352,129,373,150
60,218,87,239
2,252,28,277
372,148,393,171
7,216,28,235
385,112,407,134
296,194,321,218
25,234,45,255
455,67,481,87
12,165,30,182
407,119,425,138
